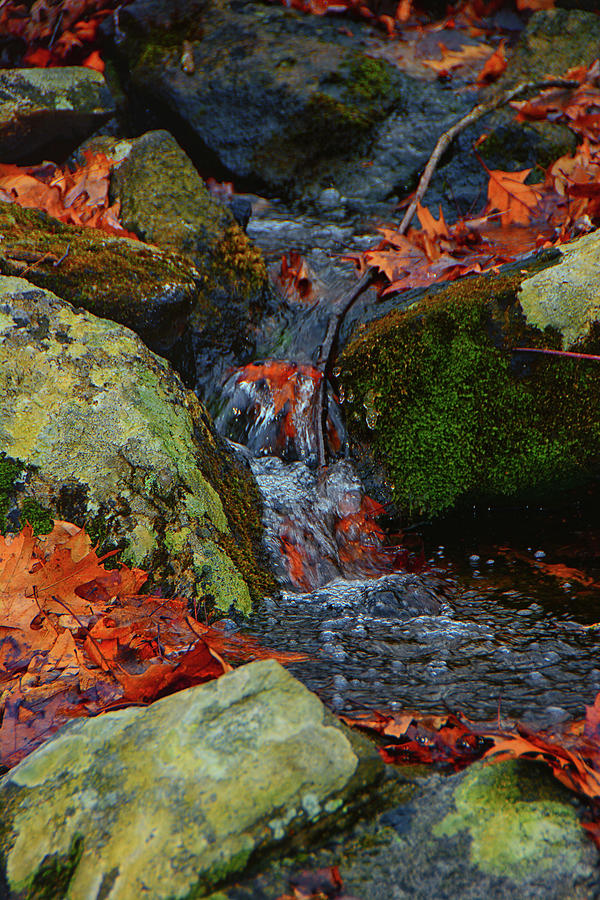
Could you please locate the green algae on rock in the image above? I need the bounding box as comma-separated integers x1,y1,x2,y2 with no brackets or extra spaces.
0,202,201,359
0,276,273,611
339,247,600,517
0,67,115,162
0,660,384,900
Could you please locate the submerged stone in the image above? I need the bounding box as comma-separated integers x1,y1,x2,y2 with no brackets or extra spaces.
0,67,115,162
0,276,274,611
0,660,384,900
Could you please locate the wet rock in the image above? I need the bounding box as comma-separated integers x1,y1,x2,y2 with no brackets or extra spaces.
339,240,600,517
363,575,442,618
83,129,275,408
0,202,200,358
0,276,274,612
107,0,459,210
358,759,599,899
0,660,384,900
282,573,443,620
0,67,115,163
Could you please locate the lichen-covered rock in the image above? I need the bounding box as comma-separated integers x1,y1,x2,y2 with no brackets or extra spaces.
328,759,599,900
339,241,600,517
91,129,275,406
0,660,384,900
0,67,115,162
0,276,274,611
0,202,201,358
518,229,600,347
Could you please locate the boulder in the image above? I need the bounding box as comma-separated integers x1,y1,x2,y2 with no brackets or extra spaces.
106,0,438,209
97,129,275,407
0,660,385,900
326,759,600,900
0,202,201,359
338,237,600,517
0,67,115,163
0,276,274,612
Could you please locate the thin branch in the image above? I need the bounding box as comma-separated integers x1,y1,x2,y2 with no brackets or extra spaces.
398,78,579,235
316,76,580,468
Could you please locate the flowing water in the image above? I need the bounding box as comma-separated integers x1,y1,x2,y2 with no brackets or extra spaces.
214,202,600,733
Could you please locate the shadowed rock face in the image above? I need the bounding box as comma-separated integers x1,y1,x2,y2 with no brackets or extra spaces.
0,660,384,900
0,67,115,162
0,276,273,612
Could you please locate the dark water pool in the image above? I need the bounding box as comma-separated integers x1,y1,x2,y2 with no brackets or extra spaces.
239,497,600,730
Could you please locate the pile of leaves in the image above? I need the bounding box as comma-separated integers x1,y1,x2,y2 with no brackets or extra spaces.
0,151,137,238
344,60,600,295
0,521,304,769
343,695,600,846
0,0,128,69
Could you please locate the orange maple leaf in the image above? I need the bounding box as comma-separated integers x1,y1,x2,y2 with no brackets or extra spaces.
477,39,507,86
486,168,543,226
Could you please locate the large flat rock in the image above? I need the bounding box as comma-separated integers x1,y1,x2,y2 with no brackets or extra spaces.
0,660,384,899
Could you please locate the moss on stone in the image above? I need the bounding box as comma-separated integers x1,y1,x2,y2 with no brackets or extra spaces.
340,269,600,516
26,834,84,900
0,455,22,533
433,760,586,880
19,498,54,536
209,224,268,299
0,203,198,351
343,55,393,104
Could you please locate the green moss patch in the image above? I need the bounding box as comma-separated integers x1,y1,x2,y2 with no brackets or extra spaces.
340,271,600,516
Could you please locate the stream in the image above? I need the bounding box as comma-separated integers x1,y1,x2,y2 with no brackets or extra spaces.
213,199,600,732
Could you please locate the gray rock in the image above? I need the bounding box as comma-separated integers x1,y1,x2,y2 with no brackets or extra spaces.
341,759,600,900
109,0,414,203
0,660,384,899
0,67,115,162
0,276,272,612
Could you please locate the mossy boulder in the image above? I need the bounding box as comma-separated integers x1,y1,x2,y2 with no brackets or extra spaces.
87,129,275,406
0,67,115,163
339,237,600,517
0,276,274,612
0,660,385,900
0,202,201,358
108,0,407,201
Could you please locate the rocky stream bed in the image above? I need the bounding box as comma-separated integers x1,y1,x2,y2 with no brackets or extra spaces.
1,1,600,897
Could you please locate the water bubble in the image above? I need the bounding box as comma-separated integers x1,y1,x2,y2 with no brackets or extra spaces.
365,410,378,430
347,389,354,403
333,674,348,690
469,554,480,565
534,549,546,559
332,366,342,379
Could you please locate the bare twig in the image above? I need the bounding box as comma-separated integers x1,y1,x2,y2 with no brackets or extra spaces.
398,78,579,235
